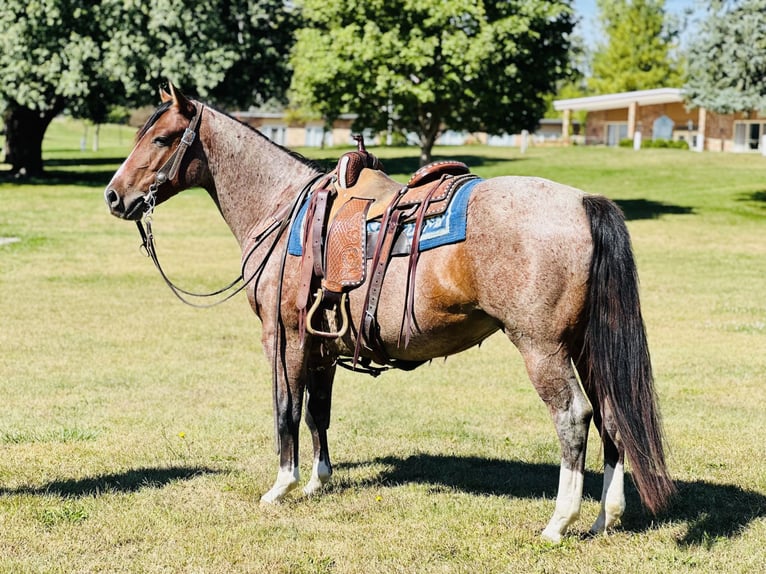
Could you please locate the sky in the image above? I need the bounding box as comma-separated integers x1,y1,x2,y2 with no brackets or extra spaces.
572,0,705,48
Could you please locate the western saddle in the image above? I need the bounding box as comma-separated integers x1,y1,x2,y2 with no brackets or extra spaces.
296,136,478,371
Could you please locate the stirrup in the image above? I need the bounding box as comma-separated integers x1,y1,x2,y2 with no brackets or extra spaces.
305,289,349,338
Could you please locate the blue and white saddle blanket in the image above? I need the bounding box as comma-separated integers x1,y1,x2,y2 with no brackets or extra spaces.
287,177,482,257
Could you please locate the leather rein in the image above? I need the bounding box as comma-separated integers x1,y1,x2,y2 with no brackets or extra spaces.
135,102,318,308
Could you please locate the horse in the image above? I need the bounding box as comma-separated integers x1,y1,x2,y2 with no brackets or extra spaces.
104,85,674,543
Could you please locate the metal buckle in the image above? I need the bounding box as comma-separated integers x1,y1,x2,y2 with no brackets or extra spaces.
181,128,196,146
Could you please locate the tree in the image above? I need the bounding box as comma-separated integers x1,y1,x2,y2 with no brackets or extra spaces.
0,0,296,177
0,1,106,176
589,0,683,94
684,0,766,113
289,0,574,165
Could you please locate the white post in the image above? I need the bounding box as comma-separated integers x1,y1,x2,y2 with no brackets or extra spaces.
761,134,766,156
520,129,529,154
627,102,638,139
633,130,642,151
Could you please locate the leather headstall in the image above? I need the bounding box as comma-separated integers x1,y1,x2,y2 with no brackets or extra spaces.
152,101,203,195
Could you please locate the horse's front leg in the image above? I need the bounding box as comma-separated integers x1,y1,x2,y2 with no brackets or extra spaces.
303,357,336,495
260,330,306,504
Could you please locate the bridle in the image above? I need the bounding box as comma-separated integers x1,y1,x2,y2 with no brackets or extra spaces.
134,101,320,308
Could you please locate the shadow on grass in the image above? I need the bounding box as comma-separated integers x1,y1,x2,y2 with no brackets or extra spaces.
614,198,695,220
339,454,765,546
738,190,766,205
0,465,218,498
0,158,125,188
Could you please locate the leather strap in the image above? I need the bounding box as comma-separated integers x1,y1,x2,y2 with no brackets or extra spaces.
354,186,411,365
399,177,445,347
297,186,331,313
154,103,203,187
311,189,330,277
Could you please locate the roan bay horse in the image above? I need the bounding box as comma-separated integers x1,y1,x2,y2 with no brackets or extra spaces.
105,86,674,542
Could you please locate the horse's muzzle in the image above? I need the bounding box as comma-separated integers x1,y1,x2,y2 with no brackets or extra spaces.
105,188,145,220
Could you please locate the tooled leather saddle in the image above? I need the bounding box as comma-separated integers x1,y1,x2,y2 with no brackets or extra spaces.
295,136,479,371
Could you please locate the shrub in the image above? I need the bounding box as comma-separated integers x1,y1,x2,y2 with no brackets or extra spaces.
619,137,690,150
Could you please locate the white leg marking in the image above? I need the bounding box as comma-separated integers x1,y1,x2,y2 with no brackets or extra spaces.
590,461,626,534
303,458,332,496
541,463,584,543
260,467,300,504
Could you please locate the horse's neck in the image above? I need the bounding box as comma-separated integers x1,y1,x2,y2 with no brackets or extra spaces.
201,109,321,247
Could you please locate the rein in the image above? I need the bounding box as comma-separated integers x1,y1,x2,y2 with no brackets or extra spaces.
134,102,322,308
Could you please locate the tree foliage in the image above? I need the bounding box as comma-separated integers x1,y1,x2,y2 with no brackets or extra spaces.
684,0,766,113
289,0,574,164
588,0,683,94
0,0,295,176
100,0,296,110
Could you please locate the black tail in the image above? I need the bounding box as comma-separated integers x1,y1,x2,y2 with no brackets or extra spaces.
581,195,675,514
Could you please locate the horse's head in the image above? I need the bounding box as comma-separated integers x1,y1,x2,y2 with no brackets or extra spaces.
105,84,209,220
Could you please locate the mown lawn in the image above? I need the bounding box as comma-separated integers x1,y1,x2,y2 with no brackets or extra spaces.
0,118,765,572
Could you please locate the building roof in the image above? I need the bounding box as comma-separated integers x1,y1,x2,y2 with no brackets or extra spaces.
553,88,685,112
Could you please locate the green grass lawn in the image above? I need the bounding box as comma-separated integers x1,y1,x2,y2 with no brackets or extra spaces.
0,117,765,572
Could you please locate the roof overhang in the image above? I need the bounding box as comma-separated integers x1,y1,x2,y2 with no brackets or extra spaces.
553,88,685,112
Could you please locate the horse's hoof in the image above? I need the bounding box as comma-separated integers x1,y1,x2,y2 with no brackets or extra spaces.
302,475,330,496
260,487,292,505
540,527,564,544
260,475,300,504
259,490,282,505
302,481,322,496
589,515,606,536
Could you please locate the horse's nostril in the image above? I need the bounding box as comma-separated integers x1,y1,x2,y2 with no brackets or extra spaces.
105,188,121,210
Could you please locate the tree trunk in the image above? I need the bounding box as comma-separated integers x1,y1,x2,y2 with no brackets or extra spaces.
3,100,65,177
419,129,439,166
418,113,441,166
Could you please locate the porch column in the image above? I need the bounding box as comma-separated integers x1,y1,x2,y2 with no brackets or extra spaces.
696,107,707,152
562,108,571,145
627,101,638,138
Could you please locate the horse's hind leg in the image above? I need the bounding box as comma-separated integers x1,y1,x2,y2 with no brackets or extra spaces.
303,360,335,495
520,344,593,543
590,442,625,535
576,357,626,534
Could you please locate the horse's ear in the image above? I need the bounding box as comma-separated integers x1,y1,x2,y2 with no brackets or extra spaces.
159,88,172,104
168,82,195,117
159,85,172,103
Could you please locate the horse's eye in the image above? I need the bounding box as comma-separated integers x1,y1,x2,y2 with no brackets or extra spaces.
152,136,170,147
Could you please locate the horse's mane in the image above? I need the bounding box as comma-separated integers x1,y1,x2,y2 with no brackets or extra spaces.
135,99,324,173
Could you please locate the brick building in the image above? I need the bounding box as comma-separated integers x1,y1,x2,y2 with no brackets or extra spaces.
554,88,766,152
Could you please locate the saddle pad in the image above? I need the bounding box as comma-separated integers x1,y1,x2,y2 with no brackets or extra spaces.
288,177,483,257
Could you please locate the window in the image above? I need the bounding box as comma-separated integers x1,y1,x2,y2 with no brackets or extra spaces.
652,115,674,141
259,125,286,146
606,123,628,146
733,121,766,152
305,126,326,147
